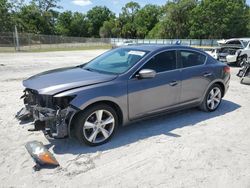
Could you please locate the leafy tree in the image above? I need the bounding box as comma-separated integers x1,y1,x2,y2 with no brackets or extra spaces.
87,6,115,37
17,2,56,34
147,22,166,39
247,7,250,36
16,3,41,33
99,19,117,38
135,4,162,38
189,0,249,38
119,1,140,38
32,0,61,11
1,0,250,40
0,0,13,32
55,11,73,35
9,0,24,12
150,0,197,39
70,12,89,37
14,0,60,34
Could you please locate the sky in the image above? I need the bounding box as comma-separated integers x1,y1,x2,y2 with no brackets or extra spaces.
59,0,168,15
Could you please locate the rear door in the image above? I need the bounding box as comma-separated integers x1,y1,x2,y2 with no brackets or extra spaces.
128,50,181,119
178,50,211,103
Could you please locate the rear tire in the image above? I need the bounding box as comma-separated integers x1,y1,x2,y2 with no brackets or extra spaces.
74,104,118,146
199,84,222,112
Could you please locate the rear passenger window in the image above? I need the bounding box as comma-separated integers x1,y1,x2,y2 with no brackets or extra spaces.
226,40,241,45
142,50,176,73
180,51,206,68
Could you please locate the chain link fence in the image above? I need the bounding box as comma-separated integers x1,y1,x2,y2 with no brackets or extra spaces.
0,32,219,52
0,32,112,52
111,38,219,48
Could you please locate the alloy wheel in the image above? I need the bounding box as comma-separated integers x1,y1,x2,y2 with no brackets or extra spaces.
207,87,222,110
82,109,115,144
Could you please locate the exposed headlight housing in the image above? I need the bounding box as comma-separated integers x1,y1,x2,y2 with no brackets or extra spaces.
53,95,76,109
25,141,59,170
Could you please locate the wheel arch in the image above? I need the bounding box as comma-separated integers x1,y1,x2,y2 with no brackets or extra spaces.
214,81,225,97
240,53,248,58
68,100,124,137
200,79,226,104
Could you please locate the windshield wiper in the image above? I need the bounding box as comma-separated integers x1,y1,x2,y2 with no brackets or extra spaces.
83,67,96,72
83,67,117,75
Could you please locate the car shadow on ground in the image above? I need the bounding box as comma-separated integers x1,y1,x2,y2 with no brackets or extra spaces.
45,99,240,155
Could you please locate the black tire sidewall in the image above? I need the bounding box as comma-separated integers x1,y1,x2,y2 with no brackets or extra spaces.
74,104,118,146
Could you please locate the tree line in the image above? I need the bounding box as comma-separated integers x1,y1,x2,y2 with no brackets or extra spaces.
1,0,250,39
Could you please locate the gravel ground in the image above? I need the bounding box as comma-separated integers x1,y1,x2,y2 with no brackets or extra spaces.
0,50,249,188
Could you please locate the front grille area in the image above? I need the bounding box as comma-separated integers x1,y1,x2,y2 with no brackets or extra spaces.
24,89,74,109
24,89,54,108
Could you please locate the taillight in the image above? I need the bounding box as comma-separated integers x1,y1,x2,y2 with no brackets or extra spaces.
224,66,230,73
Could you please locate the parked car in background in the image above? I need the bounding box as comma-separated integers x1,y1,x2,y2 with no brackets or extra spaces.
205,47,220,60
217,38,250,66
17,45,230,146
113,40,136,48
226,41,250,66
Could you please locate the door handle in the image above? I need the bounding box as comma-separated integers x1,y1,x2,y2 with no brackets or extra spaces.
203,72,212,77
169,81,178,86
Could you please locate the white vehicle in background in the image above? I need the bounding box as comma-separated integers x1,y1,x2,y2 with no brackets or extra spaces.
218,38,250,66
205,47,220,60
113,40,136,48
226,41,250,66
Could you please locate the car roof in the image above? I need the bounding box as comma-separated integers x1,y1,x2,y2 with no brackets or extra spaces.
226,38,250,42
121,44,199,52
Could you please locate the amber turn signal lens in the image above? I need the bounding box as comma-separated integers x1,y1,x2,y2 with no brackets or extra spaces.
38,153,59,166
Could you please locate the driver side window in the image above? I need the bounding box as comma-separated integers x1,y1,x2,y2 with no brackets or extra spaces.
142,50,177,73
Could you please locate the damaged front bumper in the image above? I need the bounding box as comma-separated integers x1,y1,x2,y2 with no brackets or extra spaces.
17,89,79,138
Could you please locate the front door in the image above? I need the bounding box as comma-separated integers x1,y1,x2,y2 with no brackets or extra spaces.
128,50,181,120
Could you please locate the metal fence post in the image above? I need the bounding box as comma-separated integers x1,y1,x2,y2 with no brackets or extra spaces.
39,35,41,49
14,25,20,51
28,33,31,50
50,35,52,48
13,32,16,51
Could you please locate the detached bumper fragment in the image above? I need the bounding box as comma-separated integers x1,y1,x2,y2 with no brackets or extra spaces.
16,106,32,121
25,141,59,171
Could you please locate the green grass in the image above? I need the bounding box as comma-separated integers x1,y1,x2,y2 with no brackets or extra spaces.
0,47,16,52
0,44,112,53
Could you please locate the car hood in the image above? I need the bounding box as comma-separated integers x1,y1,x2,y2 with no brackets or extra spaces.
23,67,117,95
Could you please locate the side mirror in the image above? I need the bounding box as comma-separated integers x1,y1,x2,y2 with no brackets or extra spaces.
136,69,156,79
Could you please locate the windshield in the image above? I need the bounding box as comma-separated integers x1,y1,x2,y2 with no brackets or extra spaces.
242,41,249,48
83,48,148,74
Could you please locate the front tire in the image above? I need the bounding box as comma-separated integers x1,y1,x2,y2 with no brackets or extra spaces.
74,104,118,146
199,84,222,112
